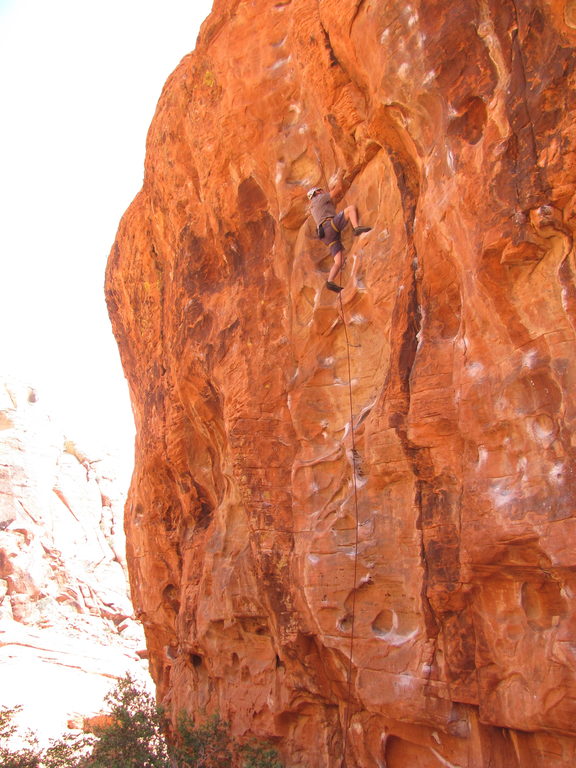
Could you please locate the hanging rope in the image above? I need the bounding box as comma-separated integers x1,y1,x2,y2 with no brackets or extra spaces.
338,282,361,767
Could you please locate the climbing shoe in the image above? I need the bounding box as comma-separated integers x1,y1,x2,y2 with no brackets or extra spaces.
326,281,343,293
353,226,372,236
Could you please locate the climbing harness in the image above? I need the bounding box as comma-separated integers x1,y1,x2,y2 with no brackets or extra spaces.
337,275,361,766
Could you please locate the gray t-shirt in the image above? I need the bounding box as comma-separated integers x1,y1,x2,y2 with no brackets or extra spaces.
309,192,336,225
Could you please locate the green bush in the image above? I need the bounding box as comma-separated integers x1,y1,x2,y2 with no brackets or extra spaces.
0,704,41,768
42,732,92,768
0,704,89,768
173,713,232,768
171,710,283,768
0,676,283,768
238,741,284,768
83,674,170,768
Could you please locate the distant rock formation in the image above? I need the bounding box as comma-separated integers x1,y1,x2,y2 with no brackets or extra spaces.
0,379,144,739
106,1,576,766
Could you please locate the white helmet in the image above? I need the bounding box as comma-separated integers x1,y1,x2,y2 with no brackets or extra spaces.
307,187,323,200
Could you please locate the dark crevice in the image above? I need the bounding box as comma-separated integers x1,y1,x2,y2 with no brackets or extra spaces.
193,480,214,529
507,1,547,207
150,242,165,351
320,24,340,68
162,584,180,616
414,484,441,639
384,144,474,678
392,273,439,639
385,145,440,638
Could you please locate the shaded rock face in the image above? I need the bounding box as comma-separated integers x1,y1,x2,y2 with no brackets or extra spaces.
106,1,576,766
0,380,144,738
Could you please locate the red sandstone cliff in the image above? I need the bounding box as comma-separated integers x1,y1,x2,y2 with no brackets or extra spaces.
106,1,576,765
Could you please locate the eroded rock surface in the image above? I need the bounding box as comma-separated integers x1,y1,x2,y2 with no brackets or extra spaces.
0,379,145,739
106,1,576,765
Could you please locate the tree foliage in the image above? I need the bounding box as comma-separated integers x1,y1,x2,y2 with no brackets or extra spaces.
238,741,284,768
83,675,169,768
173,714,231,768
0,676,283,768
0,705,41,768
42,732,92,768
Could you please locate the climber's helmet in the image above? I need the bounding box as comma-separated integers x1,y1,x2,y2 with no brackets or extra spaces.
307,187,323,200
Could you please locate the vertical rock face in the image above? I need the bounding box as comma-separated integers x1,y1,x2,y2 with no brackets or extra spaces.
0,380,144,737
106,1,576,765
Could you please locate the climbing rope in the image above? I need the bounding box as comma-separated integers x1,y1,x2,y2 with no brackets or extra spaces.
259,261,361,761
337,282,361,767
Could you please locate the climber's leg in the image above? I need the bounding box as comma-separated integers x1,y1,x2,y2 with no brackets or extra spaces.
328,249,345,283
343,205,359,228
326,242,346,292
343,205,371,236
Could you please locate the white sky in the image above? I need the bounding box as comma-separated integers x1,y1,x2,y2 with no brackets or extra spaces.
0,0,213,476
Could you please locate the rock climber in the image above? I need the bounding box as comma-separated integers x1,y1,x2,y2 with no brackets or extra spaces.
307,168,371,293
